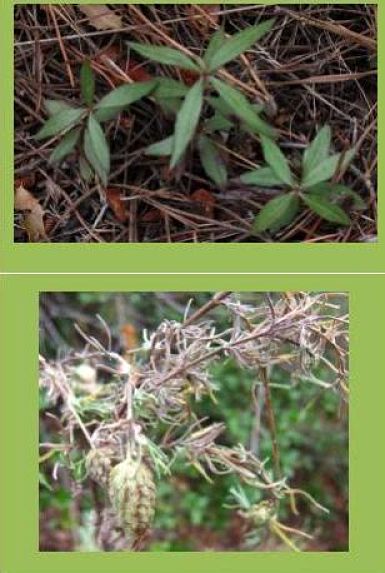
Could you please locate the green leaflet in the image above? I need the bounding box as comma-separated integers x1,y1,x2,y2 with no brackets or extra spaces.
210,77,276,139
146,135,174,156
253,192,299,233
301,153,341,189
203,28,227,65
83,114,110,186
80,59,95,106
206,19,275,72
95,80,156,111
49,127,81,164
35,107,86,140
302,194,351,225
306,182,366,210
170,79,204,169
44,99,76,116
198,135,227,189
128,41,202,72
204,112,233,133
240,166,285,187
302,125,331,179
79,155,94,182
153,77,189,99
260,136,294,186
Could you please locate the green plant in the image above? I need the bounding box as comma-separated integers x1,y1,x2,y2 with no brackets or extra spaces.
140,19,277,188
239,125,365,232
34,60,156,185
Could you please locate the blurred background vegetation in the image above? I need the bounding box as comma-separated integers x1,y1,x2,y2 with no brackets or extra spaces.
39,292,348,551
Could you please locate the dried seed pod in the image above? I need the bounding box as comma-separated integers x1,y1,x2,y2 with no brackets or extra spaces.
108,451,156,539
86,447,114,488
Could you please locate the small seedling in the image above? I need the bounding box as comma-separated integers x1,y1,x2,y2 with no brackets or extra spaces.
141,19,277,188
239,125,365,232
34,60,157,185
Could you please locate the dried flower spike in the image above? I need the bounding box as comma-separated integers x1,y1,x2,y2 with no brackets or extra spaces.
108,449,156,540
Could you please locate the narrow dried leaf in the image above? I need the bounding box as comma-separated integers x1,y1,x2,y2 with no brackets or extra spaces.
189,5,219,36
35,107,85,140
49,127,81,164
83,114,110,186
210,77,276,139
80,60,95,106
302,125,331,178
260,136,294,186
198,135,227,189
206,19,275,72
15,185,46,242
128,41,202,72
106,188,128,222
79,5,123,30
302,194,351,225
146,136,174,156
170,79,204,168
240,166,285,187
253,192,299,233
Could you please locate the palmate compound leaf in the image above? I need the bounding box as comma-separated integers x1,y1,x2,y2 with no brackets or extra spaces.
302,124,331,179
210,77,276,139
197,135,227,189
128,41,202,72
49,127,82,164
253,192,300,233
240,166,286,187
205,19,275,72
83,113,110,186
302,193,351,225
260,136,295,186
94,80,157,121
170,78,204,169
34,107,86,140
80,59,95,106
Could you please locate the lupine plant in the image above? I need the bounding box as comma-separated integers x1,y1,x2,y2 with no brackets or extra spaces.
34,60,157,185
39,292,348,551
239,126,365,232
33,20,364,232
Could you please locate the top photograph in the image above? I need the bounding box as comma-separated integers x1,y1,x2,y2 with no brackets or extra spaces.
14,3,377,244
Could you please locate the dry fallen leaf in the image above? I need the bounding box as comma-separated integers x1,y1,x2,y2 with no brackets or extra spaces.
141,208,162,223
15,185,47,242
106,188,128,223
191,188,216,218
79,5,123,31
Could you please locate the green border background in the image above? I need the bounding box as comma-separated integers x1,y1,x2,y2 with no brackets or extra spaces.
2,0,382,271
1,272,384,573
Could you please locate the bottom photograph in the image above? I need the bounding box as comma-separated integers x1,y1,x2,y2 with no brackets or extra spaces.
39,291,348,552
